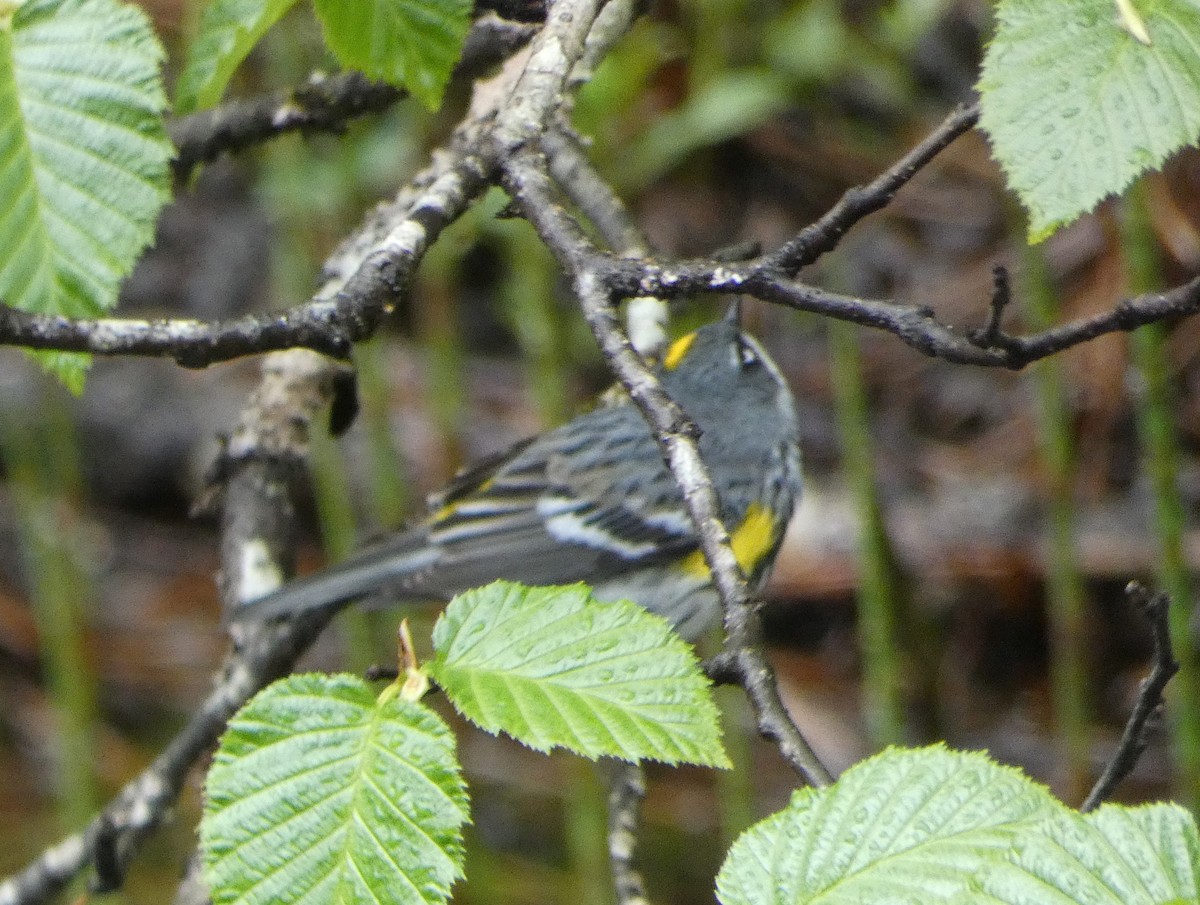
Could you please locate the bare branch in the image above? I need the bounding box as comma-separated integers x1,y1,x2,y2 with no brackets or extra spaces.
0,302,353,365
169,71,403,181
8,80,1199,379
1081,582,1179,812
0,153,492,366
969,265,1013,348
540,125,669,354
773,273,1200,368
2,5,638,900
763,103,981,275
503,150,831,783
169,17,539,180
489,0,606,154
0,445,337,905
607,762,650,905
572,264,832,786
542,125,649,255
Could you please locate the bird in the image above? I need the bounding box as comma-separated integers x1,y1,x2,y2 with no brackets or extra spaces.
235,310,801,641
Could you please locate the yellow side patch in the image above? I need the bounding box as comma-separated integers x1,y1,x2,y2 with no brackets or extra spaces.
433,477,494,522
681,502,776,577
663,331,697,370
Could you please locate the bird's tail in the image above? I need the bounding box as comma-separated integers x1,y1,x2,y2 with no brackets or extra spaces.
232,529,440,622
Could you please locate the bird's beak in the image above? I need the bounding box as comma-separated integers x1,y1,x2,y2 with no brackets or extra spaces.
725,299,743,328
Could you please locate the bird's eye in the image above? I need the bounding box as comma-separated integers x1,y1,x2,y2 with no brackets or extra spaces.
737,337,760,369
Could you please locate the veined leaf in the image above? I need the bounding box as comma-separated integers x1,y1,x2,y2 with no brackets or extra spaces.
428,581,730,767
978,0,1200,242
311,0,471,109
980,802,1200,905
0,0,171,389
201,674,469,905
175,0,301,113
716,746,1056,905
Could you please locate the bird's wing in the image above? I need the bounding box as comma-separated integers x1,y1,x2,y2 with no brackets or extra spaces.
414,404,699,595
236,404,707,620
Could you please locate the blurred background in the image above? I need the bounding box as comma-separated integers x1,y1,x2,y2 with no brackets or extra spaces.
3,0,1200,902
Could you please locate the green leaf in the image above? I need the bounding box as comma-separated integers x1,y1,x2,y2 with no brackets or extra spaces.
428,581,730,767
175,0,301,113
310,0,471,109
716,745,1056,905
0,0,172,388
978,802,1200,905
201,674,469,905
978,0,1200,242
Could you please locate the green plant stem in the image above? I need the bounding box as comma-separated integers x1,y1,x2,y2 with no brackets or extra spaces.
565,757,611,905
715,683,756,844
828,321,905,747
1,388,98,829
1020,244,1090,795
1121,184,1200,809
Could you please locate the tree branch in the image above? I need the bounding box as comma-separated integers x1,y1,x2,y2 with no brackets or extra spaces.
0,351,341,905
505,147,831,783
575,264,833,787
607,762,650,905
745,276,1200,368
541,124,649,256
0,150,492,366
169,16,539,180
8,78,1199,379
2,4,632,901
763,102,981,275
1080,582,1179,812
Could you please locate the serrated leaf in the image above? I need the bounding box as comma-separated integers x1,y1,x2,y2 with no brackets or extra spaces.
310,0,470,109
201,674,469,905
0,0,171,389
428,581,730,767
175,0,301,113
716,746,1057,905
977,802,1200,905
978,0,1200,242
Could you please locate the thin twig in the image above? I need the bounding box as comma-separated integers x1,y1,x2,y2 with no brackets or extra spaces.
969,264,1013,348
8,94,1200,377
542,125,649,255
1081,582,1179,812
0,350,346,905
169,17,538,180
0,576,336,905
1,4,624,901
764,103,981,275
540,124,667,354
607,762,650,905
503,157,833,783
0,154,492,367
